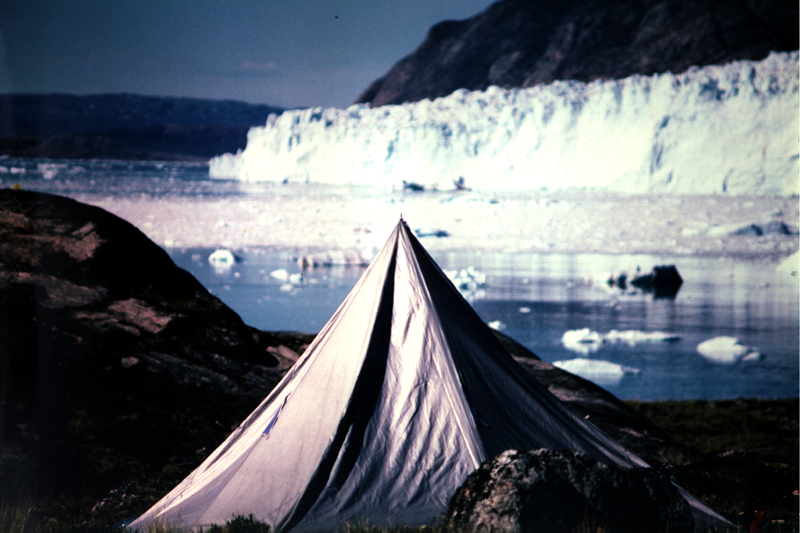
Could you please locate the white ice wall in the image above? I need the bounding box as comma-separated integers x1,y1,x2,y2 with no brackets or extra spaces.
210,52,799,195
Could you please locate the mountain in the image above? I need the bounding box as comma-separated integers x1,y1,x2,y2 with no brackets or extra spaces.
0,93,283,160
356,0,799,107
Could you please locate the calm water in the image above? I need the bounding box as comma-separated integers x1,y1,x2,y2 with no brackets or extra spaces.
5,157,798,401
170,247,799,401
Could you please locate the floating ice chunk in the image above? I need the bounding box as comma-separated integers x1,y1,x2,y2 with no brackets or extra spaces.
561,328,604,354
518,307,531,314
270,269,290,281
777,251,798,276
297,248,374,268
445,267,486,301
445,267,486,291
553,358,640,386
270,269,303,284
38,163,67,180
487,320,506,331
208,249,236,270
696,336,759,364
562,328,681,354
604,330,681,345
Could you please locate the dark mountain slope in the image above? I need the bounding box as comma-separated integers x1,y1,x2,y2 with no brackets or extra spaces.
0,93,283,160
357,0,799,107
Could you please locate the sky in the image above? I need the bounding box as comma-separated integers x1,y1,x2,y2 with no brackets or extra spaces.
0,1,495,109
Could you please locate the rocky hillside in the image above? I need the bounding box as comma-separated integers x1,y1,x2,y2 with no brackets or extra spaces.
0,188,312,519
357,0,799,106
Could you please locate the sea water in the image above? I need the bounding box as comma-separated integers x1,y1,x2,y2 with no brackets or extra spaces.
169,247,798,401
5,157,798,401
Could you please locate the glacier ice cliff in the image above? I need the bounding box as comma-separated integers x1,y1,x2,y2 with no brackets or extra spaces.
210,52,798,195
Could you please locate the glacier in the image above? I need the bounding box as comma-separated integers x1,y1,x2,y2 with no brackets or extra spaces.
210,52,799,195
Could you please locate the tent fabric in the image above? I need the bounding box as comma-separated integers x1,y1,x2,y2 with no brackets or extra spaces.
130,220,731,532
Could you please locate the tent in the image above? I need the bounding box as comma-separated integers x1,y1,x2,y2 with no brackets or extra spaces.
130,220,730,531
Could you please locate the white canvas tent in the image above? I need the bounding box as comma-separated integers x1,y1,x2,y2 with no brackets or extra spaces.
130,220,730,532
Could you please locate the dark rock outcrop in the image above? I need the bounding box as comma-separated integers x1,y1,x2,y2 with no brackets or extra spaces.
0,189,312,516
357,0,799,107
630,265,683,299
445,449,694,533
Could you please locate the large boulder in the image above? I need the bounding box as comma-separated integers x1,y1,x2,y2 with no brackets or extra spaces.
357,0,798,107
445,449,695,533
0,189,312,519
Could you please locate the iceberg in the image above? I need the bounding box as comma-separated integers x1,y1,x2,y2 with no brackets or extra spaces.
553,358,641,387
208,249,237,270
696,336,759,364
562,328,680,354
211,52,798,195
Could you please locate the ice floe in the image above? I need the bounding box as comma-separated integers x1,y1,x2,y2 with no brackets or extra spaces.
208,249,237,270
445,266,486,292
696,336,760,364
562,328,681,354
296,248,377,268
552,358,641,386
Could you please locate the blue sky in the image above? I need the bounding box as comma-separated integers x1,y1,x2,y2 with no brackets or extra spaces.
0,1,494,109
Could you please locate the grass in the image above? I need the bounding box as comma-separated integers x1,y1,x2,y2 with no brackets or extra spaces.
0,399,796,532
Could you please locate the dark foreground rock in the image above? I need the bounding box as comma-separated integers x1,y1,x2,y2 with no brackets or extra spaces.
445,449,694,533
0,189,312,519
357,0,798,107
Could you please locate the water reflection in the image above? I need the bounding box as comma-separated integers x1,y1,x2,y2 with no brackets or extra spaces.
169,248,798,400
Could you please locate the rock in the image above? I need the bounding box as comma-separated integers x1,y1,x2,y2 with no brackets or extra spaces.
762,220,796,235
445,449,694,533
357,0,798,107
630,265,682,299
0,189,314,516
730,223,764,236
